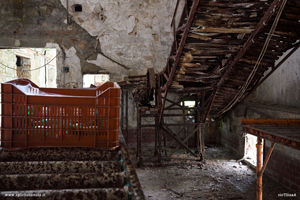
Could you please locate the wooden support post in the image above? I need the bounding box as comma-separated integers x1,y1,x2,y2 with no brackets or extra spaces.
256,137,263,200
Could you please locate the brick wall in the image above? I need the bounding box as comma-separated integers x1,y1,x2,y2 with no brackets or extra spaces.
265,147,300,192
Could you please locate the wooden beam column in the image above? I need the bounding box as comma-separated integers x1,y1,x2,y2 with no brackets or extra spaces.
256,137,263,200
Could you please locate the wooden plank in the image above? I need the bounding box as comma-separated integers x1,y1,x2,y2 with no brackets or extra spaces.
161,0,200,91
202,0,283,120
185,43,242,49
186,38,245,45
193,27,254,34
188,33,212,40
203,2,267,8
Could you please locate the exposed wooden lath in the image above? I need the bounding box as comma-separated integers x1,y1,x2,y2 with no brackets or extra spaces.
155,0,300,119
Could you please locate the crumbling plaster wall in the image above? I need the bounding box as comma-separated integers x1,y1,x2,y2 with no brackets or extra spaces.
0,0,102,88
61,0,184,80
0,0,184,86
0,50,18,82
0,0,187,131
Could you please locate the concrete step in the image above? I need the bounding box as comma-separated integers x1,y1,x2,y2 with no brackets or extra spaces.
0,172,125,191
0,161,125,174
0,147,121,162
0,188,129,200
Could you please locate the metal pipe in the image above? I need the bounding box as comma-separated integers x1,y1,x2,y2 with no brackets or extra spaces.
120,89,124,140
256,137,263,200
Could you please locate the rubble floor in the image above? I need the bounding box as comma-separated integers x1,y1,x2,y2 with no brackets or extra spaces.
129,145,296,200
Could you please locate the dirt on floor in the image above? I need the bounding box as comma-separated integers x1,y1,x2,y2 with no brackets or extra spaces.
129,145,297,200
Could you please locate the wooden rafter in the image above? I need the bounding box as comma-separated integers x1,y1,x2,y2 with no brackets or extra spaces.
202,0,283,122
159,0,200,123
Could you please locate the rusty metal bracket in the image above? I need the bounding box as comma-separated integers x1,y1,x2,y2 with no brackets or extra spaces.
260,142,275,174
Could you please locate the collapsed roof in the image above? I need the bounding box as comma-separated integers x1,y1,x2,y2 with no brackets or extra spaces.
151,0,300,119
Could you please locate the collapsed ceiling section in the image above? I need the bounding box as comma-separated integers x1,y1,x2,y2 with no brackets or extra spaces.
135,0,300,119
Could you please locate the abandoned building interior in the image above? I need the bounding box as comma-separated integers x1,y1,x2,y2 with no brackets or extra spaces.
0,0,300,199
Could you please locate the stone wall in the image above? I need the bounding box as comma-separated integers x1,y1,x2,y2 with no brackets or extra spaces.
60,0,184,80
0,48,56,87
0,49,18,82
0,0,100,88
0,0,184,86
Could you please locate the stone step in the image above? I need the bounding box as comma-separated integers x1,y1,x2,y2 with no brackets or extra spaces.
0,147,121,162
0,172,125,191
0,161,125,174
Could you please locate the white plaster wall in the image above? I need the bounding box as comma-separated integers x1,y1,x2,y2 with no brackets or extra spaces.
63,46,83,88
60,0,185,81
0,49,18,82
45,43,83,88
28,49,57,88
253,47,300,108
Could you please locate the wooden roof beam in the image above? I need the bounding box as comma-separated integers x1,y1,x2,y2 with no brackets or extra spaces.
202,0,284,121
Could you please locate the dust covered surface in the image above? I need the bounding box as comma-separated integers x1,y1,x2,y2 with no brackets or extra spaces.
130,146,297,200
